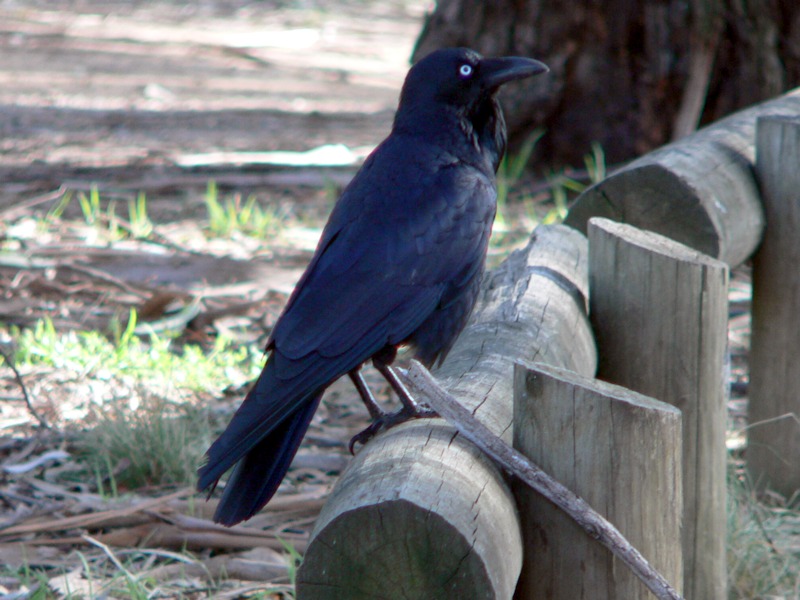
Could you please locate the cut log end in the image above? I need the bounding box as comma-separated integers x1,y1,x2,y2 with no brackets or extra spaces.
296,421,522,600
565,163,720,258
298,502,491,600
562,88,800,268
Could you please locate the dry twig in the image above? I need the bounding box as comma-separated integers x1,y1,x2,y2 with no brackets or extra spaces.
0,346,50,429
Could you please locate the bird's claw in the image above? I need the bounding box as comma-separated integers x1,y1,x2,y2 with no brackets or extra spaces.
348,404,438,454
348,421,383,454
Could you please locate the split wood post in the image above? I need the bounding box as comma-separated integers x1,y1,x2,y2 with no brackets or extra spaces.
747,116,800,499
588,218,729,599
566,87,800,267
296,224,597,599
513,363,683,599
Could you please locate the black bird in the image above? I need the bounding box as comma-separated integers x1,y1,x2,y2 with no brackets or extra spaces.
197,47,548,525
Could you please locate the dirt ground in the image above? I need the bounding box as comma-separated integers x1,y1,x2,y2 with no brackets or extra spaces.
0,0,430,351
0,0,424,216
0,2,428,597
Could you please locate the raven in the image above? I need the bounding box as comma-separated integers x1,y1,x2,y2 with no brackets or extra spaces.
198,47,548,525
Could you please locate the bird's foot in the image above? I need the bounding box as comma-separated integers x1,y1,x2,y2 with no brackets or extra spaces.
348,403,438,454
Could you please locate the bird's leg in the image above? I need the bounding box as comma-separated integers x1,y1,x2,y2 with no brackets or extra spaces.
348,367,389,453
348,351,438,452
372,360,436,418
348,368,386,420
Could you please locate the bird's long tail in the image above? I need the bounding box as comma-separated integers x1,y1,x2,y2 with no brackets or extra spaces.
209,392,322,525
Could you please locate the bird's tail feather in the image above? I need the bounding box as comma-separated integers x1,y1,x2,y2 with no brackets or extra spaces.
212,392,323,525
196,356,323,491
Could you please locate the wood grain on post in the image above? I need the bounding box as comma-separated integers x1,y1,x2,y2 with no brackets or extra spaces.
747,116,800,499
513,363,683,599
588,218,729,600
296,225,597,599
565,88,800,267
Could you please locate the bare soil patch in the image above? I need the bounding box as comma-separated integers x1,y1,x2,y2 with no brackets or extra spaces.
0,2,424,596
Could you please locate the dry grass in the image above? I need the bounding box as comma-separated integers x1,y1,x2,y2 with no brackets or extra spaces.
727,467,800,599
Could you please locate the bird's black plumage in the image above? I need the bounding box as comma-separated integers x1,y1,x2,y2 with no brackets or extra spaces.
197,47,548,525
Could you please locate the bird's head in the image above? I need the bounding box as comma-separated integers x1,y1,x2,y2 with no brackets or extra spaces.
400,47,548,109
394,48,548,166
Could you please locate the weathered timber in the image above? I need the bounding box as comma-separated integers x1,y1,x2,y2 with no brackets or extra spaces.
513,363,683,599
588,218,729,600
565,87,800,267
747,116,800,499
404,361,683,600
295,224,597,599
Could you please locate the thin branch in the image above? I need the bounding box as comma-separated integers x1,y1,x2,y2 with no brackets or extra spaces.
82,533,138,583
63,263,149,298
404,360,683,600
94,212,208,257
0,185,69,221
0,346,50,429
672,27,721,141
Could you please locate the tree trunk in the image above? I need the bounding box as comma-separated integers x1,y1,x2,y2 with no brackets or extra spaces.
412,0,800,166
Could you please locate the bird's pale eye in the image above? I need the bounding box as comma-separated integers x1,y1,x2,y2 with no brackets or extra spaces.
458,64,474,78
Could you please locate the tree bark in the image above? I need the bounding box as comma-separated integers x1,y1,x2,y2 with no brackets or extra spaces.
413,0,800,166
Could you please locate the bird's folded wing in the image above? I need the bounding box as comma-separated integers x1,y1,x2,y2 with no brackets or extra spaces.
271,163,495,370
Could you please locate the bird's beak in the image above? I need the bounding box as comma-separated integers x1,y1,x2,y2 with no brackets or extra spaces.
480,56,549,89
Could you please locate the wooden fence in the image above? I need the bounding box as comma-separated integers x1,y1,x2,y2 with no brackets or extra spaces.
295,87,800,599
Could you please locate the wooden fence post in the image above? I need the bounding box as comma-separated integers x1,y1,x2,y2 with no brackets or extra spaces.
566,88,800,267
296,225,596,599
747,116,800,499
513,363,683,599
588,218,729,599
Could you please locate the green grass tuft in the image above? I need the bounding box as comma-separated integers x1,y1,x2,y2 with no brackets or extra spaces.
127,191,154,239
495,129,544,231
205,180,290,239
9,314,264,491
80,392,217,490
12,315,262,392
